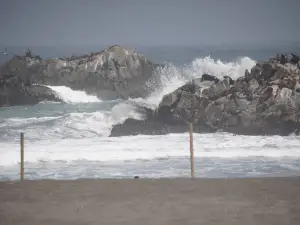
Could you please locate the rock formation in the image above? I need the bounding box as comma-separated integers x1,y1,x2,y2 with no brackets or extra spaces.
0,50,61,107
0,45,159,107
111,54,300,136
0,45,158,102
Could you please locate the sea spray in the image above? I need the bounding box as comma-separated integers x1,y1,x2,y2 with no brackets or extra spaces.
146,56,256,106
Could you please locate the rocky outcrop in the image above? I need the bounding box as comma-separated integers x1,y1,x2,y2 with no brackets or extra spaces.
0,84,61,107
0,45,158,102
110,54,300,136
0,50,61,107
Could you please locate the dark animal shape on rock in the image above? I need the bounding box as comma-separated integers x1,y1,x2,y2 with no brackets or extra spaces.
245,69,251,77
280,54,288,65
201,74,220,83
223,76,235,85
290,53,299,64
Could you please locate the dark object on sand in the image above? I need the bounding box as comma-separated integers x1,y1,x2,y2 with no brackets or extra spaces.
134,176,139,179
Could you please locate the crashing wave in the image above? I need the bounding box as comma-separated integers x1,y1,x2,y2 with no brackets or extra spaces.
0,55,257,141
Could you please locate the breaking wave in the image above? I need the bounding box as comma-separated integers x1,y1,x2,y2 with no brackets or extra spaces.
0,56,257,141
48,86,102,103
146,56,256,106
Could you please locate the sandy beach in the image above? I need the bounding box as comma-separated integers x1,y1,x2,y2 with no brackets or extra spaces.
0,177,300,225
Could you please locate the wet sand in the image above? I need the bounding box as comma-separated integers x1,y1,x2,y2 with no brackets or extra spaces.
0,177,300,225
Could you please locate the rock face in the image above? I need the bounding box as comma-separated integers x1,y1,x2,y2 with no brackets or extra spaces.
0,51,61,107
0,84,61,108
0,45,158,101
111,54,300,136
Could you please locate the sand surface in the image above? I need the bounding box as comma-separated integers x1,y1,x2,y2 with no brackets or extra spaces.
0,177,300,225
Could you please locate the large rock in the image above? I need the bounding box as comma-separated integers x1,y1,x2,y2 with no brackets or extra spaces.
1,46,158,101
0,84,61,107
0,51,62,107
111,54,300,136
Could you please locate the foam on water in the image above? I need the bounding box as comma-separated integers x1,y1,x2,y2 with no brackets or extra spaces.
1,133,300,167
48,86,101,103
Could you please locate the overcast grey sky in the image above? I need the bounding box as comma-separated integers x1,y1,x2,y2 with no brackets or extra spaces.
0,0,299,47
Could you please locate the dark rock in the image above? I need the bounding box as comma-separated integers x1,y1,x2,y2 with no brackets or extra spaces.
0,45,159,102
109,117,216,137
0,53,63,107
110,54,300,137
0,84,61,107
201,73,220,83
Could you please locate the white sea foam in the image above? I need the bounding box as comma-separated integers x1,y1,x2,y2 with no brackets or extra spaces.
1,133,300,167
48,86,101,103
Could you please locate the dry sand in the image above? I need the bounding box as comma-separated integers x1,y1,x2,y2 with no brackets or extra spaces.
0,177,300,225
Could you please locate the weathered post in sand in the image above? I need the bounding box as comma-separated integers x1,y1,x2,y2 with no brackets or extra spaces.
188,122,195,179
20,132,24,180
189,81,196,179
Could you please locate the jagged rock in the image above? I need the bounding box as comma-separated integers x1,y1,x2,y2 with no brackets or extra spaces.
0,54,62,107
109,116,216,137
0,45,158,101
111,53,300,136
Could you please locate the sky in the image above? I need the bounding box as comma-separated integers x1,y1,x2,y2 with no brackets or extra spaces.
0,0,299,47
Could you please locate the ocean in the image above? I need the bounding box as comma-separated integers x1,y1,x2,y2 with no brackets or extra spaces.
1,46,300,180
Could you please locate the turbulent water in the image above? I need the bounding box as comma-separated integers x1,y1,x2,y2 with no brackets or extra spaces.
1,53,300,180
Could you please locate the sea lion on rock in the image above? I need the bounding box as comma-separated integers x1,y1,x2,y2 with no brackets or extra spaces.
245,69,251,77
280,54,288,65
223,75,235,86
276,53,280,62
290,53,299,64
201,73,220,83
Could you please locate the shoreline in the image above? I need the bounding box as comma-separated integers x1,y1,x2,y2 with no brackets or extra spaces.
1,176,300,225
1,175,300,182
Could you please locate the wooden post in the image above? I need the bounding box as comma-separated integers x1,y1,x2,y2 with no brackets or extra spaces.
188,122,195,179
189,81,196,179
20,132,24,181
